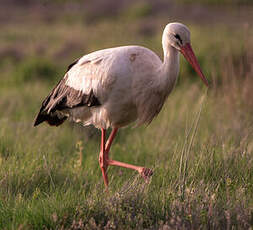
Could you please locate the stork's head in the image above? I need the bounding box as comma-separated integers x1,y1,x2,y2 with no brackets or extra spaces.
163,22,209,87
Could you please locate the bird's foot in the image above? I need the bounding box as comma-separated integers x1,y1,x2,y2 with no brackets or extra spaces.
140,167,153,181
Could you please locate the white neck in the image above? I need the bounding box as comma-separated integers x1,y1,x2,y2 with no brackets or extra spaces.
157,42,180,96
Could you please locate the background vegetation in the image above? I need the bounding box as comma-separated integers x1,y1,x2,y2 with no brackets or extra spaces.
0,0,252,229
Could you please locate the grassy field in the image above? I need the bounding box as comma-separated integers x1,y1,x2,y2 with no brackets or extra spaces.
0,1,253,229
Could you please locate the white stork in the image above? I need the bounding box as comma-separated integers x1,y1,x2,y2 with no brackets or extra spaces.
34,22,209,188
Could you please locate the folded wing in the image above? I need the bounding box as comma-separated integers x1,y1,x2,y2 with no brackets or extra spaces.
33,58,102,127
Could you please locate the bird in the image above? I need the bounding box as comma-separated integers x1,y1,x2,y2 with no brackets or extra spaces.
34,22,209,188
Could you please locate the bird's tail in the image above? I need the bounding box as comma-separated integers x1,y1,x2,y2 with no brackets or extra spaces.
33,108,67,127
33,110,67,127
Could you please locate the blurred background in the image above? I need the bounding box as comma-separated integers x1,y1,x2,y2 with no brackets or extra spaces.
0,0,252,129
0,0,253,229
0,0,252,86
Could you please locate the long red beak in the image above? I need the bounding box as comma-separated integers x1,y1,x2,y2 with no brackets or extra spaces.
180,43,209,87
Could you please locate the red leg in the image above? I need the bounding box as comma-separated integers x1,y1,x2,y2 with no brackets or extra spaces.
108,159,153,180
99,128,153,188
105,128,118,159
105,128,153,180
99,128,109,187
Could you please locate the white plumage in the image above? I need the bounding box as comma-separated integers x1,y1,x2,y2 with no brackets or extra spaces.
64,45,166,129
34,22,208,187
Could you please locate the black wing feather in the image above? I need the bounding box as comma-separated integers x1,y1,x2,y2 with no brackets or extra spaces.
33,70,101,127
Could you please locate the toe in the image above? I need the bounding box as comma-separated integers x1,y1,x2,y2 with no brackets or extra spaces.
140,168,153,180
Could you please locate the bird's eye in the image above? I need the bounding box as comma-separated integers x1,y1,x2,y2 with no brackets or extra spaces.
174,34,183,45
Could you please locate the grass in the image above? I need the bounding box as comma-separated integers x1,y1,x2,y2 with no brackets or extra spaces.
0,2,253,229
1,82,253,229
